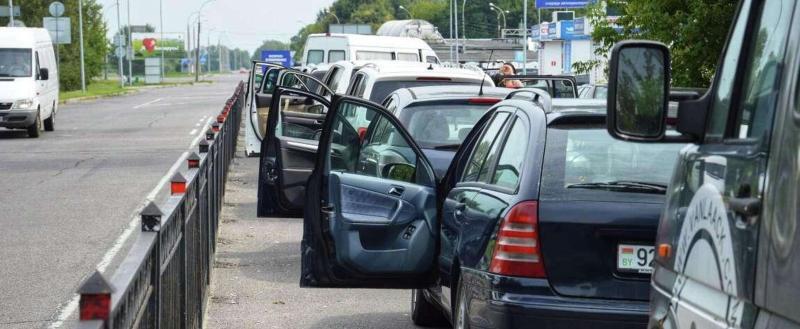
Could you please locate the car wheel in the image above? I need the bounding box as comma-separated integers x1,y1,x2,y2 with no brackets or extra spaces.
453,278,470,329
411,289,447,327
44,108,55,131
27,110,42,138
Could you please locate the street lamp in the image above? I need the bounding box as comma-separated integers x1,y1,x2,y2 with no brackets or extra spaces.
489,3,507,30
398,5,412,19
195,0,216,82
489,7,500,38
330,12,340,24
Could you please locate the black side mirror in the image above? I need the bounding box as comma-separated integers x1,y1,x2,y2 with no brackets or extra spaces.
382,163,416,183
39,68,49,81
607,41,670,142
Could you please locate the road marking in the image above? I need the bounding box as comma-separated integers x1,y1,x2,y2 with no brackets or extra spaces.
132,98,163,109
189,128,198,135
48,116,214,328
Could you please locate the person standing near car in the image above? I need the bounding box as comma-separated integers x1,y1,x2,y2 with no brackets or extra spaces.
497,62,523,88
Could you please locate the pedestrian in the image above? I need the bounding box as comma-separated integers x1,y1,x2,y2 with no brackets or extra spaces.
498,62,523,88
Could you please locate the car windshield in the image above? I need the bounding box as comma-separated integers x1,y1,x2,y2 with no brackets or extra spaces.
543,125,685,194
370,80,476,103
398,103,490,149
0,48,32,78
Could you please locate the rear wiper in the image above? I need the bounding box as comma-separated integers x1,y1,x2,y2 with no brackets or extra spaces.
431,143,461,150
567,181,667,194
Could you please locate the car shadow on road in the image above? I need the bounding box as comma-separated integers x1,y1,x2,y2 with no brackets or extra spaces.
308,312,451,329
0,130,32,139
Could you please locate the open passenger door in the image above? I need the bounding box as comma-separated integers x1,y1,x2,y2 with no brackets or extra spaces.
300,95,439,288
245,63,287,156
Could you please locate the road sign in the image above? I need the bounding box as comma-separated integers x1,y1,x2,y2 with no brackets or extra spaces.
43,17,71,44
260,50,293,67
49,2,65,17
144,58,162,84
200,54,207,65
0,5,20,17
534,0,590,8
113,34,127,46
114,46,126,58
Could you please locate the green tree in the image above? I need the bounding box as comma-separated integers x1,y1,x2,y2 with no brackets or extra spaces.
574,0,737,88
3,0,108,91
251,39,290,61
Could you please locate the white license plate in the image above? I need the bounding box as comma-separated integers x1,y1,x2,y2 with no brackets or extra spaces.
617,244,655,274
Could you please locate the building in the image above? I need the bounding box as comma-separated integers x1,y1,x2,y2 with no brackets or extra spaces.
532,18,606,84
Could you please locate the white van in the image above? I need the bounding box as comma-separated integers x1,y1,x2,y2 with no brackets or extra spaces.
0,27,59,138
301,33,440,66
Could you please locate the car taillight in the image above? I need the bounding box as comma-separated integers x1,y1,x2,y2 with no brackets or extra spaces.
489,201,546,278
467,98,501,105
416,77,451,81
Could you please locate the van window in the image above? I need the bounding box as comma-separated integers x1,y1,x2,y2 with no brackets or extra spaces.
356,51,393,60
328,50,345,62
426,56,439,64
34,52,41,79
307,50,324,65
0,48,33,77
397,53,419,62
734,0,794,139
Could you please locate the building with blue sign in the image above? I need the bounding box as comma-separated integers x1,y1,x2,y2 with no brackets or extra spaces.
531,17,606,84
260,50,293,68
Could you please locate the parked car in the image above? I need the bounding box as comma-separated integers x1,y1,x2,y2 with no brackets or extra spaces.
0,27,59,138
302,33,440,66
605,0,800,328
579,84,608,99
287,88,684,328
255,84,507,216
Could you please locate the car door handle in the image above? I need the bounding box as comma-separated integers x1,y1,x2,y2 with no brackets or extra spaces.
730,197,761,218
388,186,405,197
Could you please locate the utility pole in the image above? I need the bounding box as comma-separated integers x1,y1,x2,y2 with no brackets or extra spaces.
126,0,132,84
453,0,459,64
78,0,86,92
159,0,164,79
195,19,200,81
115,0,124,87
448,0,453,61
217,36,222,73
8,0,13,26
206,32,211,74
522,0,527,74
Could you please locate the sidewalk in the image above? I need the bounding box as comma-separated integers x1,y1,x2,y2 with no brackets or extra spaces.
205,147,433,328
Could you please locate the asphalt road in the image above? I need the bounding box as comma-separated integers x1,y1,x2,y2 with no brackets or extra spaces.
206,152,449,329
0,74,244,329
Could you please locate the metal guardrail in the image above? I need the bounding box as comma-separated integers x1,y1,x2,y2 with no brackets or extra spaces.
76,81,245,329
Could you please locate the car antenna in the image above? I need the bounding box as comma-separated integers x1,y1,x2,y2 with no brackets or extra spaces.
478,49,495,97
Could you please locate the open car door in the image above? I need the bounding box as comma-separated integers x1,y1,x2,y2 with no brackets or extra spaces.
257,83,331,217
300,95,439,288
246,63,287,156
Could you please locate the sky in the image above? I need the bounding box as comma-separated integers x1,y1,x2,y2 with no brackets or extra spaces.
98,0,336,53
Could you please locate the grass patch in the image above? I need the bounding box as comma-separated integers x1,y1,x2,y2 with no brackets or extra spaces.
60,80,131,102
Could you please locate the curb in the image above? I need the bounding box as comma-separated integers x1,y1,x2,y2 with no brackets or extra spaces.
59,80,216,105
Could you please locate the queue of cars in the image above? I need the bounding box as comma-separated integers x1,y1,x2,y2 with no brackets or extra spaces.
248,2,800,325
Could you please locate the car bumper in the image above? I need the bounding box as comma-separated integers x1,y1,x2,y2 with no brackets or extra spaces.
0,109,37,128
461,268,649,329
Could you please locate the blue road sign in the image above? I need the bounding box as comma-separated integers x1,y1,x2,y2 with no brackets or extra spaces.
535,0,590,9
260,50,293,67
200,54,207,65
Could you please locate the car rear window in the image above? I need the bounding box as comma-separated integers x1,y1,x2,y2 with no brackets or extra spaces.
398,103,491,149
369,80,476,103
541,124,684,200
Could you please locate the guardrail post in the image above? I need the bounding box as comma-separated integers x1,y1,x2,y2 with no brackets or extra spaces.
199,140,209,153
78,271,113,323
141,202,162,329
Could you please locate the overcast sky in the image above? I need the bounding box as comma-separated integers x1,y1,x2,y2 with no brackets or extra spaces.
98,0,335,53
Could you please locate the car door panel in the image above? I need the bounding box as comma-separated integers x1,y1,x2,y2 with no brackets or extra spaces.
329,172,436,274
301,95,438,288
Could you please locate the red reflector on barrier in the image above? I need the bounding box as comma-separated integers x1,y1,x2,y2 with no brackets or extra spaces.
80,294,111,321
170,172,187,195
217,115,226,123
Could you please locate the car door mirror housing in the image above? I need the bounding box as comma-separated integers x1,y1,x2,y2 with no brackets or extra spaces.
38,68,49,81
383,163,416,183
607,41,670,142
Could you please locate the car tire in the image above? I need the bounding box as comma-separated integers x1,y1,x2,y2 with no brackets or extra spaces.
44,108,55,132
411,289,447,327
27,110,42,138
453,278,470,329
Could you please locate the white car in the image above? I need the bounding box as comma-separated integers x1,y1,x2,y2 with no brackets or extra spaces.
0,27,59,138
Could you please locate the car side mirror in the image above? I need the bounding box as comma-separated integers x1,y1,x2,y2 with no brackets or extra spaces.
607,41,670,141
39,68,49,81
383,163,416,183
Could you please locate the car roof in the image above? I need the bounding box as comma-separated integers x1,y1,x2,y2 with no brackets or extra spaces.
0,27,51,48
396,85,511,102
545,98,606,125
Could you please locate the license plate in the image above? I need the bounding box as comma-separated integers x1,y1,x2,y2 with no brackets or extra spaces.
617,244,655,274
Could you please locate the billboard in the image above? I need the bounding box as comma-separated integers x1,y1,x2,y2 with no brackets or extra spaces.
535,0,591,9
260,50,293,67
131,33,185,58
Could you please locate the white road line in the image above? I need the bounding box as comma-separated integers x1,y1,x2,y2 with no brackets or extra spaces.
48,116,214,329
132,98,163,109
189,128,198,135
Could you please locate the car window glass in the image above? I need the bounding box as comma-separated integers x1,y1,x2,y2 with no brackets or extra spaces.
707,0,752,140
491,118,528,190
426,56,438,64
34,52,40,78
594,86,607,99
329,50,345,62
307,50,324,65
553,80,576,98
356,51,393,60
461,112,510,182
397,53,419,61
734,0,794,139
403,104,489,149
327,67,343,91
329,102,424,185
